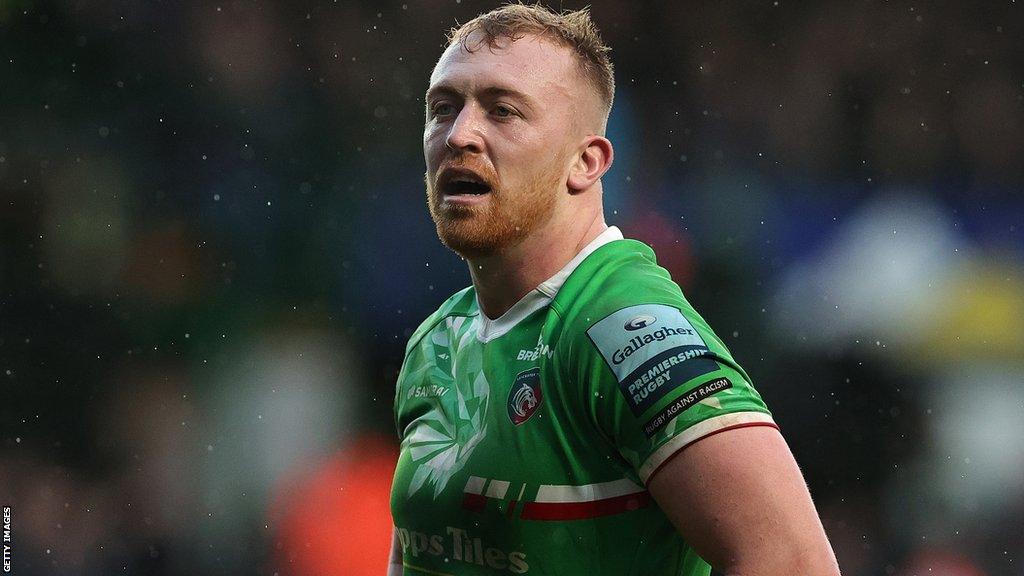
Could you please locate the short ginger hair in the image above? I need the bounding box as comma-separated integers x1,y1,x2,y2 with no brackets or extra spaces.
447,3,615,117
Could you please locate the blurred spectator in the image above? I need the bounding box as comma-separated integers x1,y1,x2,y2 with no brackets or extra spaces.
269,435,398,576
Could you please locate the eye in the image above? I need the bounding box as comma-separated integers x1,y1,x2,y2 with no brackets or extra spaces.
430,102,455,117
492,104,515,118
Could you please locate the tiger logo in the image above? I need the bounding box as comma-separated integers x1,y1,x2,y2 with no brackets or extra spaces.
507,368,543,425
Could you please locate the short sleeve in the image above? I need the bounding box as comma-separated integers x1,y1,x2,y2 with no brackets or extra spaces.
574,301,777,485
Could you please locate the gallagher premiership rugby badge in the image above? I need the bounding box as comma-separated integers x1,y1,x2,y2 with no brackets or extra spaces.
507,367,543,425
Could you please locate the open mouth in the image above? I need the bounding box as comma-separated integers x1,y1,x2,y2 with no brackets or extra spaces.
444,179,492,196
439,168,493,197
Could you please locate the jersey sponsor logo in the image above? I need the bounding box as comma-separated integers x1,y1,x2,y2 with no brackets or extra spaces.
642,377,733,437
624,313,657,331
507,368,542,426
587,304,717,414
516,334,554,361
612,326,699,365
395,524,529,573
407,383,450,399
623,346,718,414
587,304,708,378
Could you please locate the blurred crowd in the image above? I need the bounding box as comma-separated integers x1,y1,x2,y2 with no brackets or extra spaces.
1,1,1021,574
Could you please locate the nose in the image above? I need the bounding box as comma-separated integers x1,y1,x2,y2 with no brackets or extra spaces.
445,106,484,154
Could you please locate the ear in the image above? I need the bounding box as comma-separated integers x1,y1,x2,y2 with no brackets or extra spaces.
567,136,614,193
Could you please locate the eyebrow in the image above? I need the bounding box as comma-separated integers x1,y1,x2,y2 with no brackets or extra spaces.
426,85,537,111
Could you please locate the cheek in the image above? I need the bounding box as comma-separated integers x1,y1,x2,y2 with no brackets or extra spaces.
502,123,533,149
423,131,445,167
423,127,437,149
521,141,566,177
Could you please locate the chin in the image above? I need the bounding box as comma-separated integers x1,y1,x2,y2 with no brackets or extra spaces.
425,177,558,259
427,193,507,258
435,221,508,259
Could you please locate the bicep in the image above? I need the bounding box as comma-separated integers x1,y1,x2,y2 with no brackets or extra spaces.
646,426,840,575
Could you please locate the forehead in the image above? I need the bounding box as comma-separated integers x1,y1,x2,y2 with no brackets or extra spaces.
428,33,577,102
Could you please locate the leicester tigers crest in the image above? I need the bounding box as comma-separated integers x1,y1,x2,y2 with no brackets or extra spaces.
507,367,543,426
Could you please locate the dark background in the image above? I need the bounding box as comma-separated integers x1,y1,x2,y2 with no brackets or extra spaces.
1,1,1022,574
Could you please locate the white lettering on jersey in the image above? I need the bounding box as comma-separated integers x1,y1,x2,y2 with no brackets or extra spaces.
586,304,707,383
395,524,529,573
408,384,450,399
517,333,554,361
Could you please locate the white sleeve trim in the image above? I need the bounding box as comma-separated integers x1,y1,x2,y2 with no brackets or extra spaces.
638,411,777,484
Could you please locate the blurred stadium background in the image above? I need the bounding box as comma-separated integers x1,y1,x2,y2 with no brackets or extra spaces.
1,0,1022,574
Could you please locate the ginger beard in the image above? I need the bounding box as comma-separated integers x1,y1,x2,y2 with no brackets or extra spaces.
425,158,563,258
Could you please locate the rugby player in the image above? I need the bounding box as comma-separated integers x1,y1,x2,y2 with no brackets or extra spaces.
389,4,840,575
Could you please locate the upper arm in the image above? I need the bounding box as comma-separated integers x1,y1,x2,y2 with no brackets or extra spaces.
570,300,775,483
647,425,840,575
564,281,837,572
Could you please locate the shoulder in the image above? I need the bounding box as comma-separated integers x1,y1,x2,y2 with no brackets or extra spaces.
551,238,734,372
553,239,690,335
403,285,477,358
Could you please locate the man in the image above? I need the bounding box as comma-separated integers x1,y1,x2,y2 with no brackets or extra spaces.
389,4,840,575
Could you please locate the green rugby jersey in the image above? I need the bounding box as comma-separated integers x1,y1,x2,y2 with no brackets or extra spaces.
391,227,776,575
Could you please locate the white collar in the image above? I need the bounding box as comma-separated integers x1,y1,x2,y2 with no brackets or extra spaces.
475,226,624,342
536,226,624,297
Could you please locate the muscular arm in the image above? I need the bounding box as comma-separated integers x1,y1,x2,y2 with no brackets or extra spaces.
388,528,403,576
647,425,840,575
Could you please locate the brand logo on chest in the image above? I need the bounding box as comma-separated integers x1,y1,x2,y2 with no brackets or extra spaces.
507,367,542,426
516,333,553,361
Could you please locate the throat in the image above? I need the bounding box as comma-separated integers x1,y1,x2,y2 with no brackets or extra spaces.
468,237,570,319
471,263,536,320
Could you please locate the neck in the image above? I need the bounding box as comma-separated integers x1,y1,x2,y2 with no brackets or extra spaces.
468,211,607,320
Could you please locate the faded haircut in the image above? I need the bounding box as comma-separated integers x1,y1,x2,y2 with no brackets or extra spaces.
447,3,615,116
